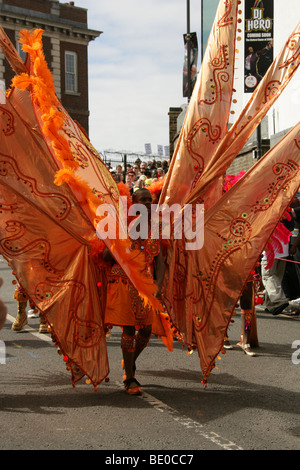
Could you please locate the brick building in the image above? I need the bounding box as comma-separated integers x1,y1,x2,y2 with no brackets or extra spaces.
0,0,101,134
168,107,182,158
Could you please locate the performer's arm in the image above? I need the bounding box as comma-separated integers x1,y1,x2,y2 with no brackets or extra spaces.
290,232,300,256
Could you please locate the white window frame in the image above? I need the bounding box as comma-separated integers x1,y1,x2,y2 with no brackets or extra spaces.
65,51,78,94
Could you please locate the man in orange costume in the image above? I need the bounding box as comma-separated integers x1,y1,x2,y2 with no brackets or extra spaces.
103,188,166,395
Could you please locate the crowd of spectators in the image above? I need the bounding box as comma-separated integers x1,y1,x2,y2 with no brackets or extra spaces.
107,159,170,193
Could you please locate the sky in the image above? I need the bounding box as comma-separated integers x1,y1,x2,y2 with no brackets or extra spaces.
72,0,217,157
71,1,300,159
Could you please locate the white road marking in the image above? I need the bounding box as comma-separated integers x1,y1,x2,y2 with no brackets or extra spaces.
6,314,53,343
115,381,243,451
5,313,243,450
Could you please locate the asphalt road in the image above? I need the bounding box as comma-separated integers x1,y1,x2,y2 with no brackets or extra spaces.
0,256,299,453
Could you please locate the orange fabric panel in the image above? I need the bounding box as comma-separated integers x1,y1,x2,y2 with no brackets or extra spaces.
159,1,300,383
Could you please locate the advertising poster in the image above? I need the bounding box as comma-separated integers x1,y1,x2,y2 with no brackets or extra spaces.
183,32,198,98
244,0,274,93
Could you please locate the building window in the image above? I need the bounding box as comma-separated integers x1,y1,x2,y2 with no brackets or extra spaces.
16,35,27,63
65,51,78,93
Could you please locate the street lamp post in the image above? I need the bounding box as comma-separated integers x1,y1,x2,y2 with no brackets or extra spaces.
200,0,203,63
123,153,127,179
186,0,191,101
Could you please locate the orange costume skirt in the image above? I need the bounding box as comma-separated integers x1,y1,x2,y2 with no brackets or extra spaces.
104,237,174,351
105,264,154,328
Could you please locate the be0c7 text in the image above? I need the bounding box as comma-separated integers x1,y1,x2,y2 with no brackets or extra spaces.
149,455,193,465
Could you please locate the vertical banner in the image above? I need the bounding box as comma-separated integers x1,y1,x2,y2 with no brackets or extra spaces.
183,32,198,98
145,143,152,155
157,145,164,156
244,0,274,93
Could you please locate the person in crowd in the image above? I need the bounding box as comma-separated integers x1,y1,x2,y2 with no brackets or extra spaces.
1,260,47,334
237,282,257,356
0,277,7,331
224,281,258,356
116,164,123,176
161,160,169,174
11,284,49,333
261,242,290,316
149,159,157,169
156,165,164,178
132,163,140,179
110,169,116,179
281,202,300,305
125,171,135,191
114,173,123,184
288,206,300,311
134,175,147,190
139,161,148,176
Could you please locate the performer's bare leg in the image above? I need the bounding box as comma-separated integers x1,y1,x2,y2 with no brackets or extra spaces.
121,325,151,395
121,326,136,381
239,282,256,356
240,309,255,356
134,325,152,364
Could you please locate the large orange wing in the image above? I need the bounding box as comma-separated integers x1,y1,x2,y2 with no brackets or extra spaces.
12,28,162,313
159,1,300,383
0,27,163,389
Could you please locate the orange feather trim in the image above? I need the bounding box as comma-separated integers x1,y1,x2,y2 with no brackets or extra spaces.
12,73,34,90
117,182,132,202
147,178,165,198
89,237,109,267
54,169,103,215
